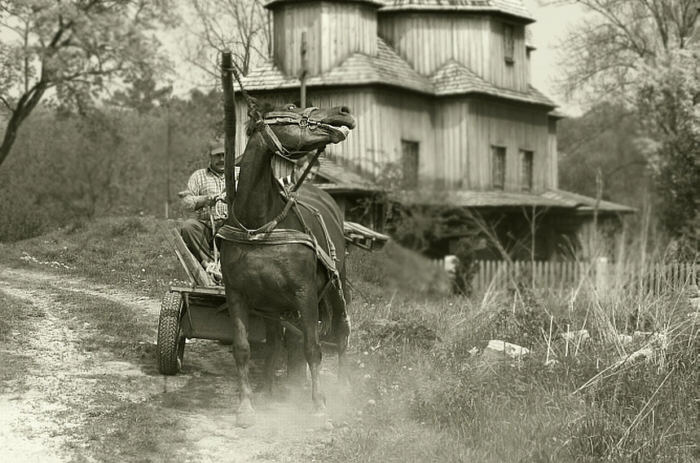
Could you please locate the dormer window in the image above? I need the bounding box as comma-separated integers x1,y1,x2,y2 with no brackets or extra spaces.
504,24,514,64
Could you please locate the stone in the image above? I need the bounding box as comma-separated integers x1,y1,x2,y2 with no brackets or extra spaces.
482,340,530,360
560,329,590,343
617,334,633,345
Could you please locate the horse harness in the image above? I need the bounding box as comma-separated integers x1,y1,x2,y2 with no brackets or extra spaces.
216,106,344,304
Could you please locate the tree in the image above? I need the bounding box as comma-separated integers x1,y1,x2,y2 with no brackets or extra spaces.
635,50,699,257
558,102,650,208
0,0,175,168
557,0,698,102
185,0,269,79
557,0,699,251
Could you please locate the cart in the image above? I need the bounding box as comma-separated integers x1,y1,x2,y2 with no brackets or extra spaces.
156,223,389,375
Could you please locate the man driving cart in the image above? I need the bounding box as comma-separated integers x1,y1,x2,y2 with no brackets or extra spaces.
179,140,233,281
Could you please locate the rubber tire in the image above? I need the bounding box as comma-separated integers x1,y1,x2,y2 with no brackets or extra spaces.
157,292,186,375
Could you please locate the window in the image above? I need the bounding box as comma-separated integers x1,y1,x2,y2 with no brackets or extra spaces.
401,140,419,189
503,24,514,64
491,145,506,190
520,149,533,191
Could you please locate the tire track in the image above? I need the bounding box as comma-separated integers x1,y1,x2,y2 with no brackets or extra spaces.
0,265,355,462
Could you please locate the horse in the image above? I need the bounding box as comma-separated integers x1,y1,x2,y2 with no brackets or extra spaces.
217,103,356,427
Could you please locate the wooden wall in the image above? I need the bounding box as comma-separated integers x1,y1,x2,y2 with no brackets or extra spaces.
233,89,379,175
234,87,432,179
378,13,529,91
463,98,553,190
234,89,555,192
271,1,378,77
547,117,558,190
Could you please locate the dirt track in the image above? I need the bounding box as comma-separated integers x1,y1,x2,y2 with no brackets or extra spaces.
0,265,354,462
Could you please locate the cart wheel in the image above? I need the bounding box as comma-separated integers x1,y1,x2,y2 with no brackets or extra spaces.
157,291,186,375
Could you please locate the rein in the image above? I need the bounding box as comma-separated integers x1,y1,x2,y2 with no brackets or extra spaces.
221,61,328,238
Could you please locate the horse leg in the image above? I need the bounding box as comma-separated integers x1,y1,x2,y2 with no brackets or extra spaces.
225,289,255,428
299,290,325,412
284,327,306,385
336,285,351,384
327,282,351,384
263,319,283,394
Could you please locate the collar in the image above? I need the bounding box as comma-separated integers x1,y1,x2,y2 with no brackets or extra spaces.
207,166,225,178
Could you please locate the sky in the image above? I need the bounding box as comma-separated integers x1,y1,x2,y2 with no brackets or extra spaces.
523,0,585,115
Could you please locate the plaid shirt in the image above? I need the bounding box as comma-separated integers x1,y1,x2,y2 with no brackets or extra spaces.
182,167,229,221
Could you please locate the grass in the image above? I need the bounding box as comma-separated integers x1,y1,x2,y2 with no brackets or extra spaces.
67,401,188,463
1,215,698,462
50,289,157,361
0,290,42,387
325,275,700,463
0,215,189,298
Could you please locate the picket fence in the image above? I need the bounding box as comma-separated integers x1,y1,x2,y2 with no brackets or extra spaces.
433,257,699,294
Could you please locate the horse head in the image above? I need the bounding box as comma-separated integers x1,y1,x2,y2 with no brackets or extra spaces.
252,104,356,159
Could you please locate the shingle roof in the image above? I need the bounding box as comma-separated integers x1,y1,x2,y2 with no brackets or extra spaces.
541,190,636,213
392,189,634,213
239,41,555,107
379,0,534,22
392,189,566,208
431,60,555,106
238,38,432,93
266,0,385,8
313,156,383,194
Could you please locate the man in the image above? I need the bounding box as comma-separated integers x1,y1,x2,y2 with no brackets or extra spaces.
180,140,230,275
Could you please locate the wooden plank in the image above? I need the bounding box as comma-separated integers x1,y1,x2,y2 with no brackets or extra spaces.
165,227,216,287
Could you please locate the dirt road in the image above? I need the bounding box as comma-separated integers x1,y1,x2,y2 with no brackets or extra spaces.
0,265,354,462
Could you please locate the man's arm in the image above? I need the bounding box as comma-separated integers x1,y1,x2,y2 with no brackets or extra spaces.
181,171,217,211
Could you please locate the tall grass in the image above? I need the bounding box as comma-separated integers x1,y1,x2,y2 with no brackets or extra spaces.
325,247,700,462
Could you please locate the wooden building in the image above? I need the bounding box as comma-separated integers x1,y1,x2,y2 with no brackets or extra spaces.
235,0,633,260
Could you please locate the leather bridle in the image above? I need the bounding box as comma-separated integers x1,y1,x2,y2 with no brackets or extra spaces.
254,106,322,162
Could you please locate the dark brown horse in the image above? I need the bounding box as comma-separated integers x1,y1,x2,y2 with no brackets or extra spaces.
218,104,356,427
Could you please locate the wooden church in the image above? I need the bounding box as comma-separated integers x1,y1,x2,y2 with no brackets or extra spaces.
234,0,633,260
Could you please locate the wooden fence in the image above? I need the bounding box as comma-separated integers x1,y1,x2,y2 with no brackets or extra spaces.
433,257,699,294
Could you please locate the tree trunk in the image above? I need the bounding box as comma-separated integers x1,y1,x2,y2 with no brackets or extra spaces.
0,82,48,168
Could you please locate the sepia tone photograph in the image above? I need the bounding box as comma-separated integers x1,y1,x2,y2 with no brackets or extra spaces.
0,0,698,461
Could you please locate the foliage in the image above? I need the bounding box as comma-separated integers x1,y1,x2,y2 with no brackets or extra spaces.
558,102,650,208
635,50,700,258
558,0,699,253
558,0,698,102
0,87,229,242
0,0,175,166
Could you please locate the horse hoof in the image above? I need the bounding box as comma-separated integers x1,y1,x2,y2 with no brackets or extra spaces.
313,397,327,415
236,411,256,428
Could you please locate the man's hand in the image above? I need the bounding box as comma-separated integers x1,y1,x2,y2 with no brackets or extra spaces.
207,192,227,205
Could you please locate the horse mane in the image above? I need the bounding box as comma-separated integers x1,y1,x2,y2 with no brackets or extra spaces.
245,101,274,136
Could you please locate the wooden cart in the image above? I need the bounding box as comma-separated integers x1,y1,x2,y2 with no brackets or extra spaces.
156,223,389,375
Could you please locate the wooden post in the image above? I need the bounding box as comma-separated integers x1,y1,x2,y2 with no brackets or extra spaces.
300,31,308,108
221,51,236,212
595,257,609,295
165,102,172,219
